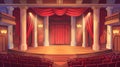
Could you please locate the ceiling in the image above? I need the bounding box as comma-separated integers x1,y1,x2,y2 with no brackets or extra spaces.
0,0,120,4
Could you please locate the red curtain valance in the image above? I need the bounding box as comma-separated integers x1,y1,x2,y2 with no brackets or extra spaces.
32,8,87,16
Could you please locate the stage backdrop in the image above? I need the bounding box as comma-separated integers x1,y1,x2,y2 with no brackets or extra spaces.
49,15,71,45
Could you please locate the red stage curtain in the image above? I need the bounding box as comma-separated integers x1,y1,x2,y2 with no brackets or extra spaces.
27,14,34,39
13,8,20,46
50,22,71,45
33,8,54,16
66,8,87,16
54,8,66,16
49,15,71,45
86,13,93,39
100,8,107,44
32,8,87,16
13,8,20,37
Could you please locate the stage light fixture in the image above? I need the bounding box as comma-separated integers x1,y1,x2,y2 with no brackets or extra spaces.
77,24,82,28
113,30,119,34
38,24,43,28
1,29,7,34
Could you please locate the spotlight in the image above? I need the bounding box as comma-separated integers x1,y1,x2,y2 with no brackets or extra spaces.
29,12,33,16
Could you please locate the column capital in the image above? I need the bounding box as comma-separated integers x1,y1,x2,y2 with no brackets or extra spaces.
36,0,42,4
6,6,14,11
92,7,100,10
6,6,14,15
4,0,13,4
106,7,113,16
106,0,115,4
106,7,113,11
19,6,28,10
20,0,27,4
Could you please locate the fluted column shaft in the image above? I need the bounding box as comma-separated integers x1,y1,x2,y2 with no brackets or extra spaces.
7,6,14,49
106,7,113,49
32,15,38,47
44,16,49,46
92,7,100,51
20,6,27,51
71,16,76,46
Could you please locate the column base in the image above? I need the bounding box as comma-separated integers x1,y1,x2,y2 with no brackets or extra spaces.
106,44,113,49
31,43,38,47
44,41,49,46
8,43,14,49
92,44,100,51
71,41,76,46
20,44,27,51
82,43,87,47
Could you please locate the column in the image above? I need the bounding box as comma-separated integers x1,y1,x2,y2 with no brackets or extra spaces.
106,7,113,49
20,6,27,51
82,15,87,47
71,16,76,46
31,15,38,47
92,7,100,51
7,6,14,49
44,16,49,46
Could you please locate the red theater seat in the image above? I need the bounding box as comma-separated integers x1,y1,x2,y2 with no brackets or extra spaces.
72,65,84,67
116,61,120,67
85,64,97,67
108,62,116,67
97,63,108,67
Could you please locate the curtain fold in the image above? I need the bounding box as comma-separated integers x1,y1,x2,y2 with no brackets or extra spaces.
27,14,34,40
54,8,66,16
13,8,20,46
86,13,93,39
49,15,71,45
50,22,70,45
100,8,107,44
32,8,87,16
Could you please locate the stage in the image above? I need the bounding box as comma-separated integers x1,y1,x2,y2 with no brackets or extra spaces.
10,45,111,67
12,45,108,55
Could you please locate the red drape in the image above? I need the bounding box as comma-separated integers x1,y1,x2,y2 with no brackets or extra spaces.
32,8,87,16
13,8,20,46
100,8,107,44
49,15,71,45
50,22,71,45
27,14,34,40
85,8,107,45
13,8,20,37
86,13,93,39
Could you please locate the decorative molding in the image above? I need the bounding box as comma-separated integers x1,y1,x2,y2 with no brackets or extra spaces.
105,12,120,25
106,0,115,4
4,0,13,4
0,4,120,7
76,0,83,4
0,12,16,25
91,0,99,4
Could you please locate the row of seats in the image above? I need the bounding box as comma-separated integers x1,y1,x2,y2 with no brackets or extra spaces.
0,53,53,67
68,52,120,67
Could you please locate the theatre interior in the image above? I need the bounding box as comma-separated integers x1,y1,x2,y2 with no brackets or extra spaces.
0,0,120,67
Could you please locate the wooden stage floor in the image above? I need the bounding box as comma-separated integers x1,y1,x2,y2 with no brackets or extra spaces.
13,45,108,55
